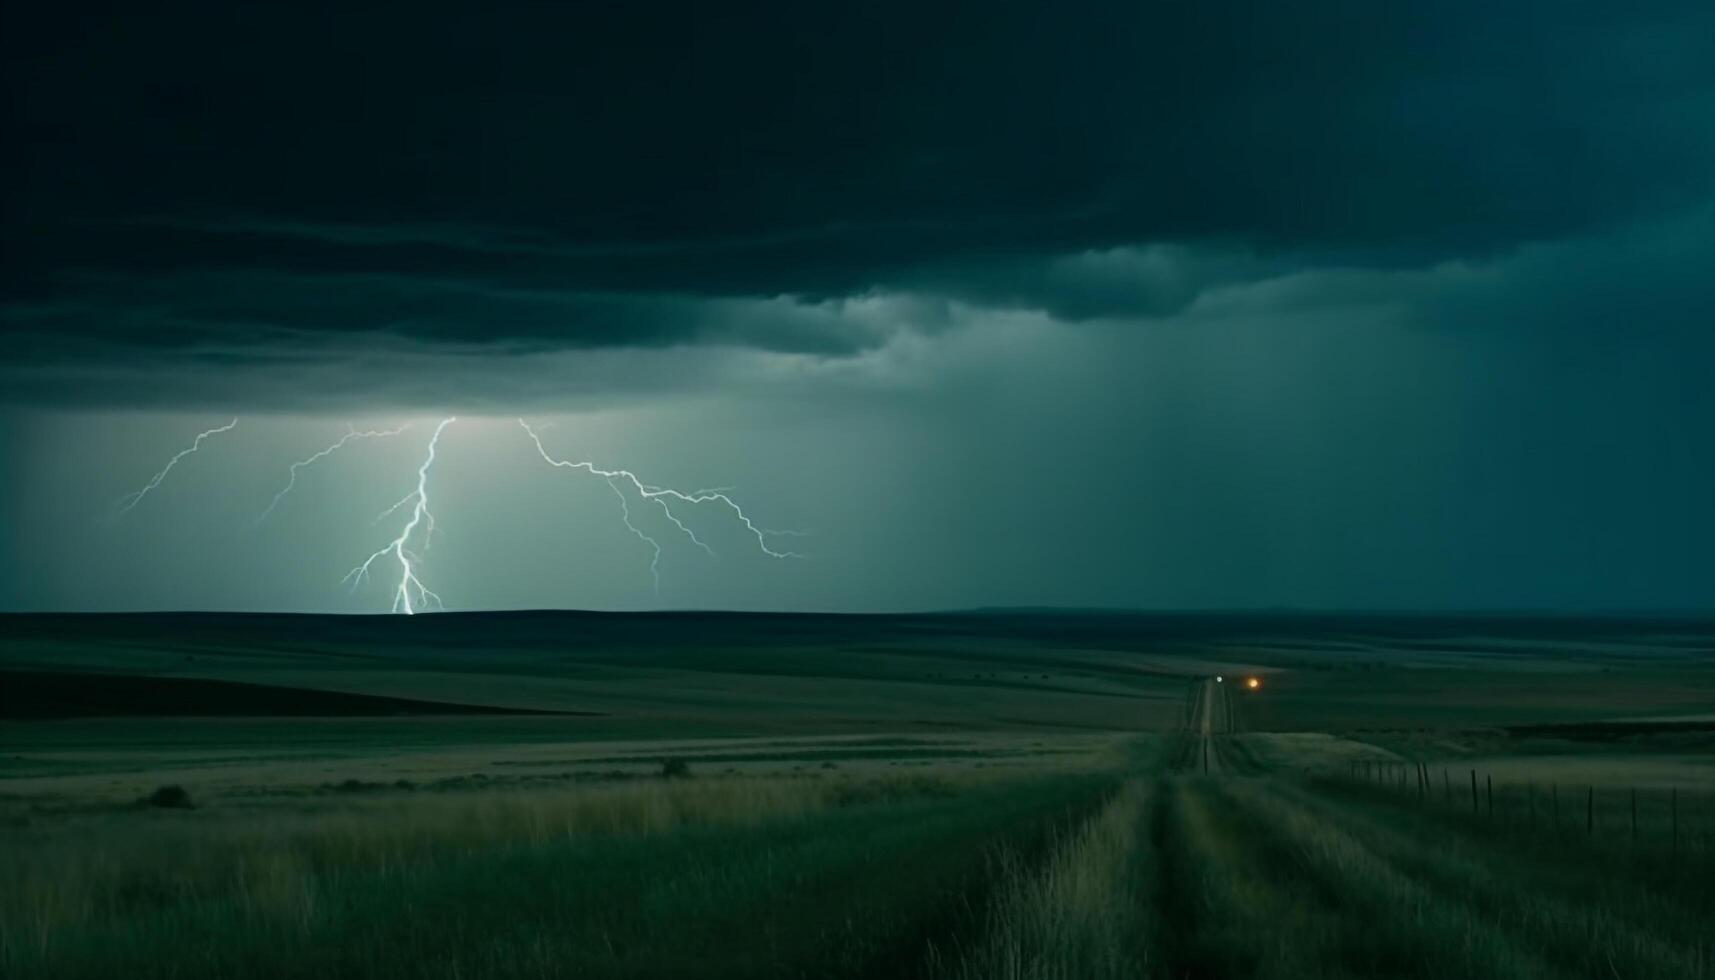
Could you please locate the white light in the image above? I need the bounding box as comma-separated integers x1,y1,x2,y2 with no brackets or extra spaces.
518,418,801,597
345,418,455,614
116,418,239,514
1216,675,1223,683
258,423,410,524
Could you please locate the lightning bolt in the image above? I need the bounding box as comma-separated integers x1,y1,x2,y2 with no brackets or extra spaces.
343,418,455,614
518,418,801,595
115,417,239,514
113,413,803,612
256,422,410,524
606,478,664,592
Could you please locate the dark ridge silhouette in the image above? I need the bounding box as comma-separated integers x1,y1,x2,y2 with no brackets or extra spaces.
0,669,587,720
1504,719,1715,740
4,608,1713,654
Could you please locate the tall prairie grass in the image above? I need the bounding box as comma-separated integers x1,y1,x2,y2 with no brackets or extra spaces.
1257,778,1715,978
944,780,1150,980
1,774,947,967
1,770,1109,980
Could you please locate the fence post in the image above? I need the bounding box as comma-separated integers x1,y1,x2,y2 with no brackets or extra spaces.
1631,788,1638,842
1443,768,1450,805
1552,784,1559,832
1487,774,1493,819
1471,770,1479,815
1587,786,1594,836
1527,782,1534,827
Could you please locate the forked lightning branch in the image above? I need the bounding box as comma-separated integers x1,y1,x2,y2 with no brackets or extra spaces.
114,416,802,612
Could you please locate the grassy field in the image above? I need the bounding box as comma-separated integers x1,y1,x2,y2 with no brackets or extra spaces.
3,611,1714,978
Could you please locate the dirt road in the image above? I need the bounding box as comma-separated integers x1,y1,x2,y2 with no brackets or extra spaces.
1186,676,1233,774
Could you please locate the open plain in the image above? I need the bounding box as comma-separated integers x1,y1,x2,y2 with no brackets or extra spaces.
4,611,1713,979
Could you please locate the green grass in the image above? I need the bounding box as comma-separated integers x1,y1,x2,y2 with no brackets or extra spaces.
1255,779,1715,978
2,771,1116,980
8,612,1715,978
10,613,1714,741
943,780,1153,980
10,735,1715,979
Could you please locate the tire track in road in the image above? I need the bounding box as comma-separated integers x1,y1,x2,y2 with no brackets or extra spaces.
1257,779,1712,980
1138,678,1706,980
1203,778,1564,980
1183,677,1235,775
1149,778,1380,980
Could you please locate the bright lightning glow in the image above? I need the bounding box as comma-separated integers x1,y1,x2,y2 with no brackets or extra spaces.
376,491,416,522
116,417,239,514
113,414,802,611
343,418,455,614
607,478,664,592
518,418,801,594
256,423,410,524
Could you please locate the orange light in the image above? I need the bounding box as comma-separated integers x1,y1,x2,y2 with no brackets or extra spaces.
1245,677,1261,690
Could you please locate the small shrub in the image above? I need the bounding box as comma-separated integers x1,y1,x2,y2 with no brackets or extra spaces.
660,758,691,779
141,785,194,809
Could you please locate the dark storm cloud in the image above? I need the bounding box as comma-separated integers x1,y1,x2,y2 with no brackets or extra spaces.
3,269,907,357
1184,203,1715,341
3,0,1714,396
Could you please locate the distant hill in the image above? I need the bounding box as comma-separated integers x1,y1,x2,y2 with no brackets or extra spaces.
0,669,581,719
3,609,1710,729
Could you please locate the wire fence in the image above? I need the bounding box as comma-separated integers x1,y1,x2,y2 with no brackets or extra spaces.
1343,758,1711,856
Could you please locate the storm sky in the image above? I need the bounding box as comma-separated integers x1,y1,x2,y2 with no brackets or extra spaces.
3,1,1712,612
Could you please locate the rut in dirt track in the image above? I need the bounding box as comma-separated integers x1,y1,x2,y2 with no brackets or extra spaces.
1178,677,1246,775
1123,678,1713,980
